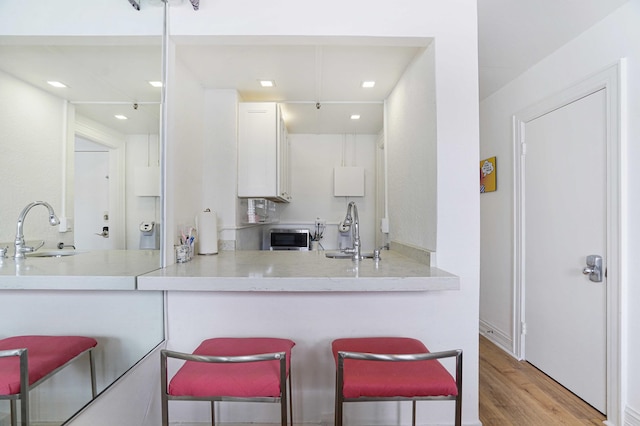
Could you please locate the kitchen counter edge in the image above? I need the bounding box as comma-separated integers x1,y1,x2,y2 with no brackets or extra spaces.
137,250,459,292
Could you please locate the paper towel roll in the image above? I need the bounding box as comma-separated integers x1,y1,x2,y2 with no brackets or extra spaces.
197,209,218,255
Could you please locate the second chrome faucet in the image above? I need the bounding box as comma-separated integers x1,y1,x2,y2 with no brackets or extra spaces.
14,201,60,259
341,201,362,261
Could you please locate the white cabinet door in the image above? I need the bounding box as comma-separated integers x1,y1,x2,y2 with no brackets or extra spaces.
277,114,291,201
238,102,290,202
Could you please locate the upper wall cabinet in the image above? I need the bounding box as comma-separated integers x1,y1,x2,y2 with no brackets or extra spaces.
238,102,291,202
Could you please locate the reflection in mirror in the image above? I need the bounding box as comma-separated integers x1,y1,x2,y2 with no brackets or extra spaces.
0,291,164,424
0,37,164,424
0,38,162,252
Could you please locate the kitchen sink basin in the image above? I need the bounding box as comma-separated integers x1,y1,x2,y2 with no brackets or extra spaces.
325,251,353,259
27,250,82,258
325,251,375,259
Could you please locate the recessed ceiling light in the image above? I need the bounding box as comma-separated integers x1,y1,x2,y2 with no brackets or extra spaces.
148,81,163,88
350,114,361,120
47,81,67,88
114,115,128,120
259,80,276,88
361,81,376,88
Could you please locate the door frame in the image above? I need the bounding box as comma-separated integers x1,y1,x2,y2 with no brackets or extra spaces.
513,60,624,424
75,116,126,249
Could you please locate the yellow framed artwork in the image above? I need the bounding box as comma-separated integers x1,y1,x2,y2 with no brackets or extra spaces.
480,156,497,193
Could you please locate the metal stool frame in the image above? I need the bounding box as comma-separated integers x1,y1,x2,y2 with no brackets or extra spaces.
0,346,97,426
335,349,463,426
161,349,292,426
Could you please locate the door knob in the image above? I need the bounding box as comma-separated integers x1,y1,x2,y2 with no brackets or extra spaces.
582,254,603,282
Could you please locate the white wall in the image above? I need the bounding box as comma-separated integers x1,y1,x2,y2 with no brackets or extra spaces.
279,133,377,251
164,45,206,262
165,291,471,425
479,1,640,423
202,89,240,249
0,70,66,248
387,44,437,251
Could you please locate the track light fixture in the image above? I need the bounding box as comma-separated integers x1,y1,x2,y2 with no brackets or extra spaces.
128,0,198,11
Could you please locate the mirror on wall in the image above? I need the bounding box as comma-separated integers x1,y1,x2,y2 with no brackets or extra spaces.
0,37,162,252
0,290,164,424
0,36,164,424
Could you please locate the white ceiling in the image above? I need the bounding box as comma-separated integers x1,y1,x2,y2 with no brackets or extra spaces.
176,41,426,134
478,0,628,99
0,39,163,135
0,1,628,135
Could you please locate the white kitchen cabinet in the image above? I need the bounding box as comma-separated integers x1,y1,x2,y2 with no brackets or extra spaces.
237,102,291,202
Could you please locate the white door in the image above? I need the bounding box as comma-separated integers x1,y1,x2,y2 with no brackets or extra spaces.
523,89,607,413
75,149,116,250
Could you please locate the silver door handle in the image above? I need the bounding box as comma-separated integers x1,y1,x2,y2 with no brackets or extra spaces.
95,226,109,238
582,254,603,282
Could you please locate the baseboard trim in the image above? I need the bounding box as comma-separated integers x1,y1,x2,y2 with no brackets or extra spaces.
625,405,640,426
479,319,514,355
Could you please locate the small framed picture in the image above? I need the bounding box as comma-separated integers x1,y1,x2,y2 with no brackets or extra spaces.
480,156,497,193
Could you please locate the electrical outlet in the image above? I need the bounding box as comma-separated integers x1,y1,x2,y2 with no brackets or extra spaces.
58,217,72,233
380,217,389,233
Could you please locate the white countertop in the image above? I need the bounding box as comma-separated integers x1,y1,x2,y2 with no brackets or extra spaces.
137,250,459,292
0,250,160,290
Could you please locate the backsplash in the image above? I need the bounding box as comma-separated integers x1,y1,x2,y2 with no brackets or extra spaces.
390,241,434,266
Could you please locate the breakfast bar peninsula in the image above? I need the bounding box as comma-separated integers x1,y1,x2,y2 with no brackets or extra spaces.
137,248,462,425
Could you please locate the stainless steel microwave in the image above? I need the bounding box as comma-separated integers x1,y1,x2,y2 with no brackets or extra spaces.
264,228,310,251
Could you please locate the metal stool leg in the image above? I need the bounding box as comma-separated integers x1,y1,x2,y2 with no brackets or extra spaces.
89,349,97,398
211,401,215,426
160,351,169,426
10,400,16,426
334,370,343,426
10,399,27,426
455,351,463,426
288,371,293,426
412,400,417,426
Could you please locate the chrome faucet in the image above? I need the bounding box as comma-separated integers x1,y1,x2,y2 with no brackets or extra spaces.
14,201,60,259
342,201,362,261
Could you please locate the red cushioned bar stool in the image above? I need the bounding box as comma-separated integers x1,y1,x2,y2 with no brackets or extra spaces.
0,335,98,426
332,337,462,426
161,337,295,426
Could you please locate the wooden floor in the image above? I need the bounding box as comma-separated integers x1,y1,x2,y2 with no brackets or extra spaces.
479,335,606,425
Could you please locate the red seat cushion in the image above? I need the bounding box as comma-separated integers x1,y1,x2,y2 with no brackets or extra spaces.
0,335,98,395
168,337,295,398
332,337,458,399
